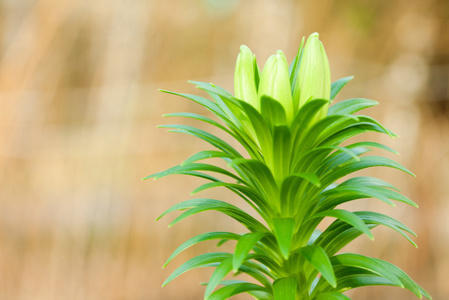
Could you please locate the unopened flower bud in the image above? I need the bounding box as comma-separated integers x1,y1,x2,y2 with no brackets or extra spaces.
234,45,259,110
293,32,331,120
258,50,294,122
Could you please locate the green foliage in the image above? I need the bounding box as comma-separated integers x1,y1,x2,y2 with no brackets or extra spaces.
147,33,430,299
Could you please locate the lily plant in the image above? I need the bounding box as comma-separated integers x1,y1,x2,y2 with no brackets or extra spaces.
147,32,431,300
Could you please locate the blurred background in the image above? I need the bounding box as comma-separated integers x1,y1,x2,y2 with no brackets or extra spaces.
0,0,448,299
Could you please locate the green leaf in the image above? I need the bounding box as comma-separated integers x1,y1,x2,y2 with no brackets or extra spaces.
291,98,331,140
272,125,292,182
324,264,429,299
157,124,242,157
162,252,231,287
289,36,305,98
293,114,360,165
293,146,359,175
354,211,417,247
307,229,322,245
328,98,378,115
357,115,397,137
272,218,295,259
163,112,230,133
164,232,241,268
159,90,228,121
181,150,234,165
273,277,297,300
307,115,359,148
239,100,273,160
297,245,336,287
156,198,268,232
291,172,321,187
280,173,320,216
314,292,351,300
261,95,288,126
331,253,427,298
319,122,392,147
310,209,373,240
235,262,274,288
246,253,282,278
335,178,416,208
319,185,397,209
230,158,279,210
208,282,270,300
330,76,354,100
418,284,432,299
339,176,399,191
333,273,397,291
347,141,399,155
233,232,269,272
205,257,234,299
189,181,269,214
317,146,368,176
145,162,242,182
316,223,377,257
320,156,415,188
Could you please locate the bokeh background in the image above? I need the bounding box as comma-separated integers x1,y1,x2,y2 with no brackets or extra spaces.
1,0,448,299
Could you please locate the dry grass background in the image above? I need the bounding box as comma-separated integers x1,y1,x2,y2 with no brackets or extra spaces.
0,0,448,299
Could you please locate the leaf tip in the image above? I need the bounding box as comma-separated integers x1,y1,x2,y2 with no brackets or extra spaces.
330,279,337,288
142,175,156,181
161,279,169,287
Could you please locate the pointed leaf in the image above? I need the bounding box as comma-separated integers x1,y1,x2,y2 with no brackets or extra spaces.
230,158,279,209
316,223,377,257
355,211,417,247
162,252,231,286
289,36,305,96
233,232,269,272
328,98,378,115
298,245,336,287
205,257,234,299
320,156,415,188
311,209,373,240
347,141,399,155
291,98,332,140
273,218,295,259
272,125,292,182
156,198,268,232
181,150,234,165
314,292,351,300
261,95,287,126
163,112,230,133
146,162,242,182
273,277,297,300
209,282,269,300
331,254,406,290
164,232,241,267
280,173,320,217
157,124,242,157
330,76,354,100
159,90,228,121
339,176,399,191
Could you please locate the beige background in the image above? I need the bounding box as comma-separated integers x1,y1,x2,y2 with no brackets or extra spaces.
0,0,448,299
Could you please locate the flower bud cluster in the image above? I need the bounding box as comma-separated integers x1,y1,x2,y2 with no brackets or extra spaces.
234,32,331,123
